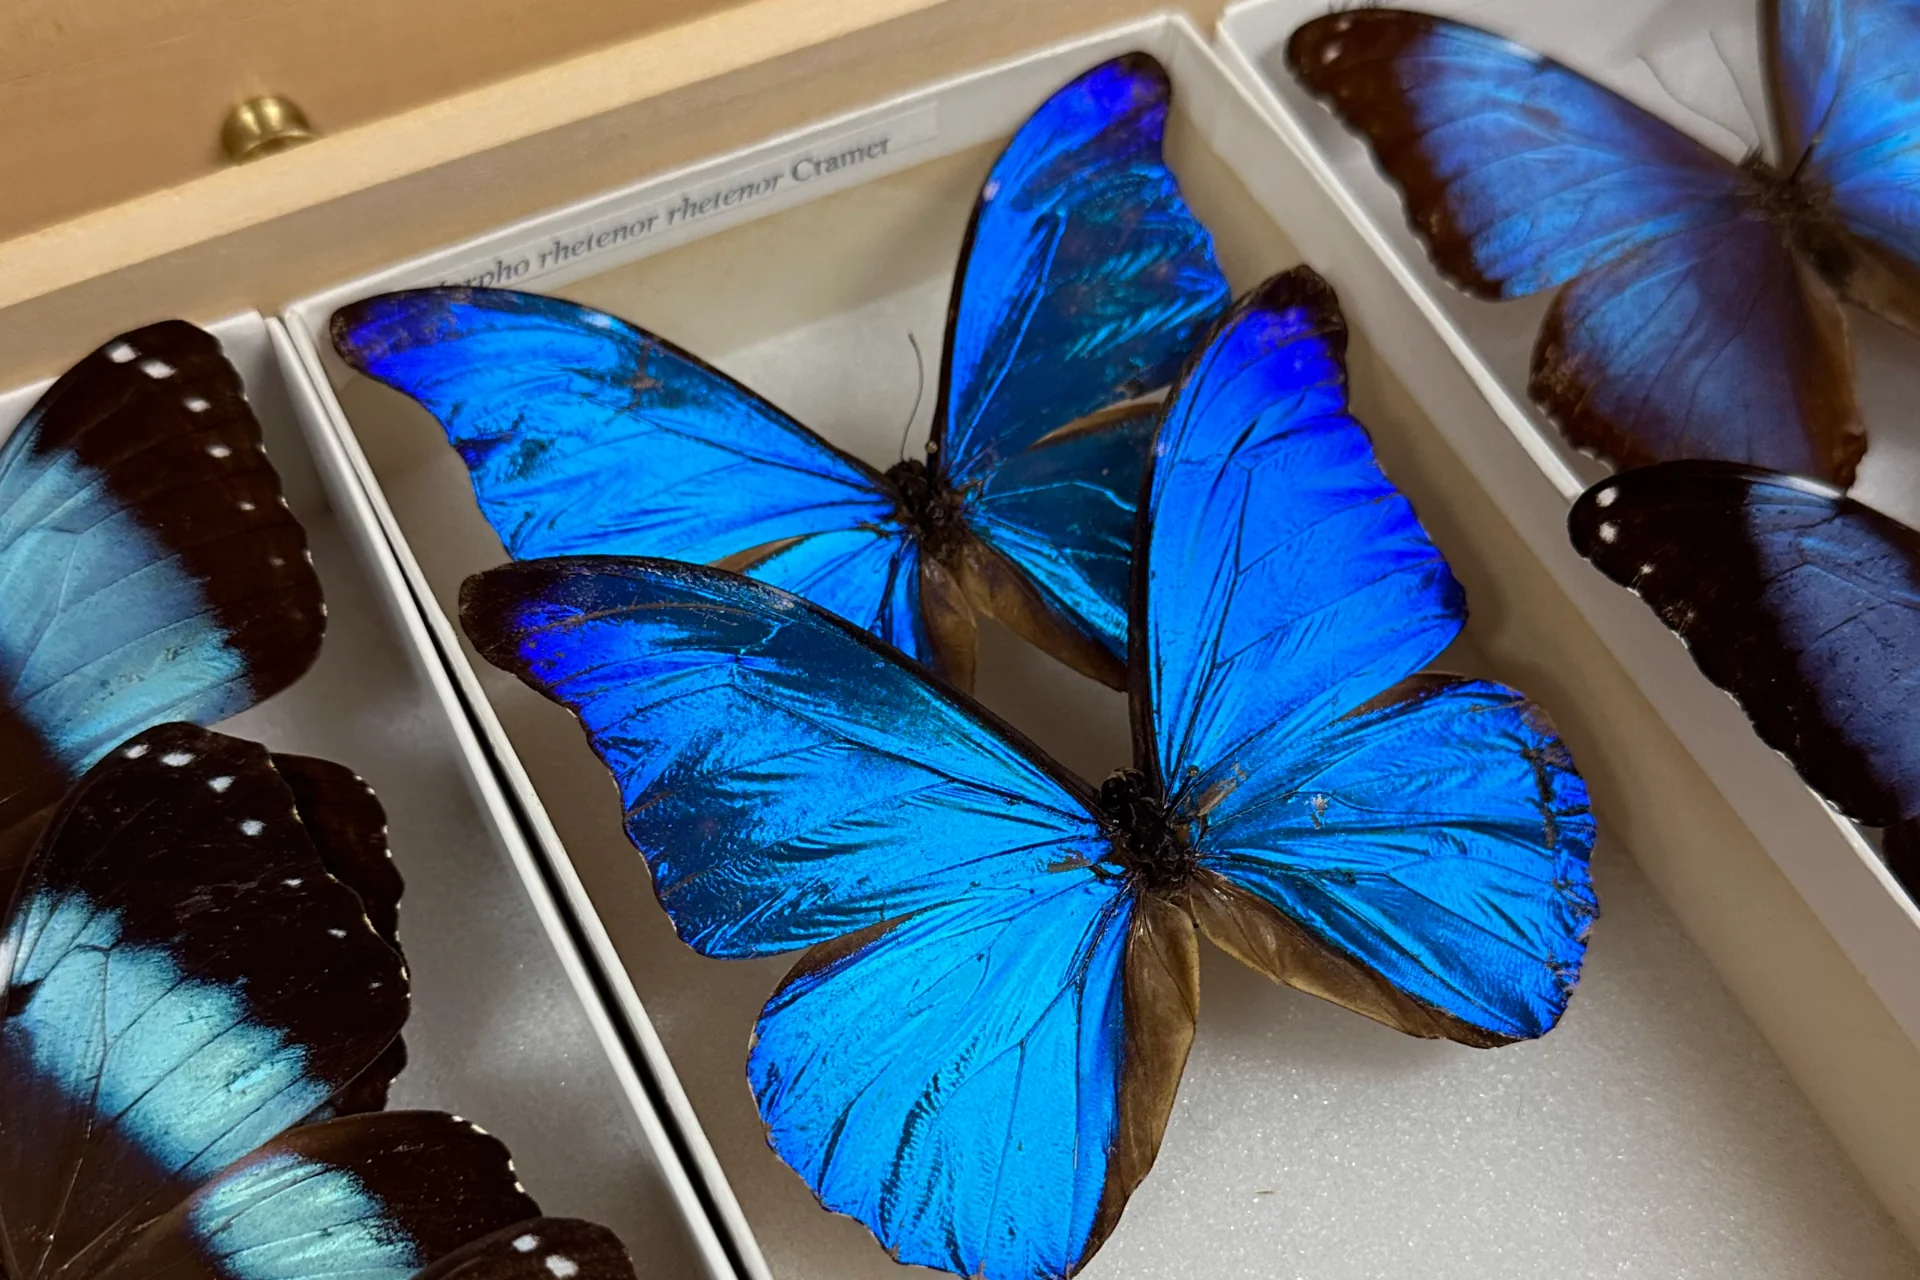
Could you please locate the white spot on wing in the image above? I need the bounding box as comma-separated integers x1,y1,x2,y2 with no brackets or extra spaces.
184,396,211,413
1321,38,1344,62
123,743,149,759
209,776,233,792
1595,486,1618,508
514,1235,540,1254
160,751,194,766
237,500,256,512
546,1257,579,1278
327,927,347,938
207,443,232,458
106,342,137,363
140,359,175,379
242,820,265,836
1598,521,1619,543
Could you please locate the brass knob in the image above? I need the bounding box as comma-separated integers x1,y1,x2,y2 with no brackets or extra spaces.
221,96,318,163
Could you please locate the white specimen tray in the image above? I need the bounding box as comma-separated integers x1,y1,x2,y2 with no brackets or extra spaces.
279,13,1919,1279
0,313,735,1280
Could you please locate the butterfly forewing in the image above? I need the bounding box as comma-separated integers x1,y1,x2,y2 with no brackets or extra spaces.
0,724,406,1280
1769,0,1920,335
1140,268,1596,1044
1287,9,1868,484
0,323,324,850
1570,460,1920,833
939,54,1228,679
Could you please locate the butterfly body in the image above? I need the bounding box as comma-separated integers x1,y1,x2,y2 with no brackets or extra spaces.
335,54,1229,691
1288,1,1920,486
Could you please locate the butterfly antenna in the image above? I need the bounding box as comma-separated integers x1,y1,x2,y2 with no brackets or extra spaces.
898,332,926,463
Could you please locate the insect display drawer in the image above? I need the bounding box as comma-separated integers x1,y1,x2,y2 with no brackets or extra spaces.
0,312,734,1280
273,12,1919,1278
1214,0,1920,1246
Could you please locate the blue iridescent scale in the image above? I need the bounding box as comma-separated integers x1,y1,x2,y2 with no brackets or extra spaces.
459,266,1598,1280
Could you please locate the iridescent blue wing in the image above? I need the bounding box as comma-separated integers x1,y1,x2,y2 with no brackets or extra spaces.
1146,269,1596,1044
935,54,1228,482
1570,462,1920,834
458,556,1108,958
935,55,1226,683
956,405,1154,687
1772,0,1920,334
1287,10,1863,485
0,723,408,1280
749,881,1196,1280
460,557,1199,1277
0,323,325,842
725,526,930,665
409,1219,637,1280
93,1112,540,1280
329,290,931,658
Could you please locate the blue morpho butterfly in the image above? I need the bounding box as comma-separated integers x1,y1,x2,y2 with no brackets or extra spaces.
0,721,639,1280
330,52,1230,693
1288,0,1920,487
459,267,1599,1280
0,322,326,868
1569,461,1920,896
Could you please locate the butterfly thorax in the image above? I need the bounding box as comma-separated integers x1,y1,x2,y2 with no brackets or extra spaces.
1098,767,1195,893
884,458,966,558
1738,153,1852,285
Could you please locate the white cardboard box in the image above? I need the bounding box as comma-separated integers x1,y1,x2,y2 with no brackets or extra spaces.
0,312,740,1280
277,13,1920,1277
1215,0,1920,1244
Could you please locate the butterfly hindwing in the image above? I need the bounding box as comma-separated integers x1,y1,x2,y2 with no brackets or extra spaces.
1570,460,1920,832
1144,268,1597,1043
0,723,407,1280
1287,9,1865,484
957,405,1157,688
0,323,325,842
460,556,1199,1277
1530,215,1859,480
93,1111,540,1280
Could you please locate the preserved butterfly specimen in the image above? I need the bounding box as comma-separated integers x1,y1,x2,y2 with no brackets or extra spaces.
0,323,325,861
1288,1,1920,486
1570,461,1920,894
0,721,638,1280
461,268,1598,1280
332,53,1229,691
